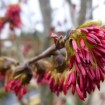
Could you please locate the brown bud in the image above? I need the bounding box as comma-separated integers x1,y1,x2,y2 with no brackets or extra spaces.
52,53,67,73
35,60,51,72
14,62,33,85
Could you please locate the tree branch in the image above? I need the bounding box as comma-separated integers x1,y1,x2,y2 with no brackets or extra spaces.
28,44,56,64
14,31,70,72
28,32,69,64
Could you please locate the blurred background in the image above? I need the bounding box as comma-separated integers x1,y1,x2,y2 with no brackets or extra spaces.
0,0,105,105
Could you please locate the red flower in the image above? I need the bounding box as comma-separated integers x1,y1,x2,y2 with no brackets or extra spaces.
35,21,105,100
65,21,105,100
5,4,21,30
34,55,69,96
5,79,27,100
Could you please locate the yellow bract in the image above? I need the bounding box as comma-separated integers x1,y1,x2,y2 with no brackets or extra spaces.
78,20,102,28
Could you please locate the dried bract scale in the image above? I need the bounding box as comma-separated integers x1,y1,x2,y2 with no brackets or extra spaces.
50,33,65,49
0,57,18,81
34,60,52,84
65,20,105,100
0,17,7,31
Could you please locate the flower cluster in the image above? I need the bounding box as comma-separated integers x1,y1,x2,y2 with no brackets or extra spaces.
5,79,27,100
33,21,105,100
5,4,21,30
2,20,105,101
0,4,21,31
34,54,70,96
5,64,32,100
65,21,105,100
34,60,51,84
46,54,69,96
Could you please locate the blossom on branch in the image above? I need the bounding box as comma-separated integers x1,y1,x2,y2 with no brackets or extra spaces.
34,53,69,96
65,20,105,100
47,53,68,96
5,79,27,100
5,4,21,30
34,60,51,84
2,20,105,101
35,21,105,100
5,63,32,100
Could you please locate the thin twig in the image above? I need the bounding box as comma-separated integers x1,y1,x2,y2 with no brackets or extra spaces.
28,33,69,64
28,44,56,64
14,32,70,72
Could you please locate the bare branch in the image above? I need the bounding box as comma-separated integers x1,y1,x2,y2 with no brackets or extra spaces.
14,31,70,72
